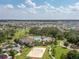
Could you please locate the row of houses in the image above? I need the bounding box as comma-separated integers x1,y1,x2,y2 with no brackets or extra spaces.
0,42,22,59
0,36,55,59
19,36,55,46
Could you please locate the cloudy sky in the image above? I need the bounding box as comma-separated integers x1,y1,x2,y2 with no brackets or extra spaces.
0,0,79,20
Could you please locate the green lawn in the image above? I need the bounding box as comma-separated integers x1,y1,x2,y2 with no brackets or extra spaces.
54,46,69,59
16,47,31,59
42,46,51,59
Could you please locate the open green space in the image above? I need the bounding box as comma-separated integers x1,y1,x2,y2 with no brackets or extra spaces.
54,46,69,59
53,40,69,59
16,47,31,59
42,47,51,59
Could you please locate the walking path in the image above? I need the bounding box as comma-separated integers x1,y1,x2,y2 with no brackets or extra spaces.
48,46,55,59
60,40,79,52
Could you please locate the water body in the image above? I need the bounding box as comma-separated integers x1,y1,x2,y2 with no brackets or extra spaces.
33,36,49,41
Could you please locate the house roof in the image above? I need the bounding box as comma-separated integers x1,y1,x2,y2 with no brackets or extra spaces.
0,54,7,59
19,37,33,44
13,47,21,52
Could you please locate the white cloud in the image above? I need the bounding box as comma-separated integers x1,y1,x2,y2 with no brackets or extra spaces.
35,2,57,13
17,4,26,8
66,2,79,12
75,2,79,6
4,4,14,9
25,0,36,8
0,2,79,19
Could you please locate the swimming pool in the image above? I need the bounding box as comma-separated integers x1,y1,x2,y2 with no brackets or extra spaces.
33,36,50,41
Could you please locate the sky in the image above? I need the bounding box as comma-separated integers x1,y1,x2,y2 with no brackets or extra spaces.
0,0,79,20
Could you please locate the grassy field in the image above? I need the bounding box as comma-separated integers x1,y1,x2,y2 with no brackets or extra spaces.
16,47,31,59
54,40,69,59
42,46,51,59
54,46,69,59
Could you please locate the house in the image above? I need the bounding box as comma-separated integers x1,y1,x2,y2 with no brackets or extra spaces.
0,54,12,59
11,43,22,53
19,37,34,46
0,54,7,59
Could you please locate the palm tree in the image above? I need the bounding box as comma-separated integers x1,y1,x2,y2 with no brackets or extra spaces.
9,50,17,59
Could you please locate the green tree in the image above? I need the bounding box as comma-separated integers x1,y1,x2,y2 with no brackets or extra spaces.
60,54,66,59
64,30,79,44
14,29,28,39
56,33,63,40
29,27,41,35
9,50,17,59
0,48,2,54
64,42,69,47
66,50,79,59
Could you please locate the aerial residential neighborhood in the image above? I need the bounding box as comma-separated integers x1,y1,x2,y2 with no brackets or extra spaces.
0,0,79,59
0,20,79,59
